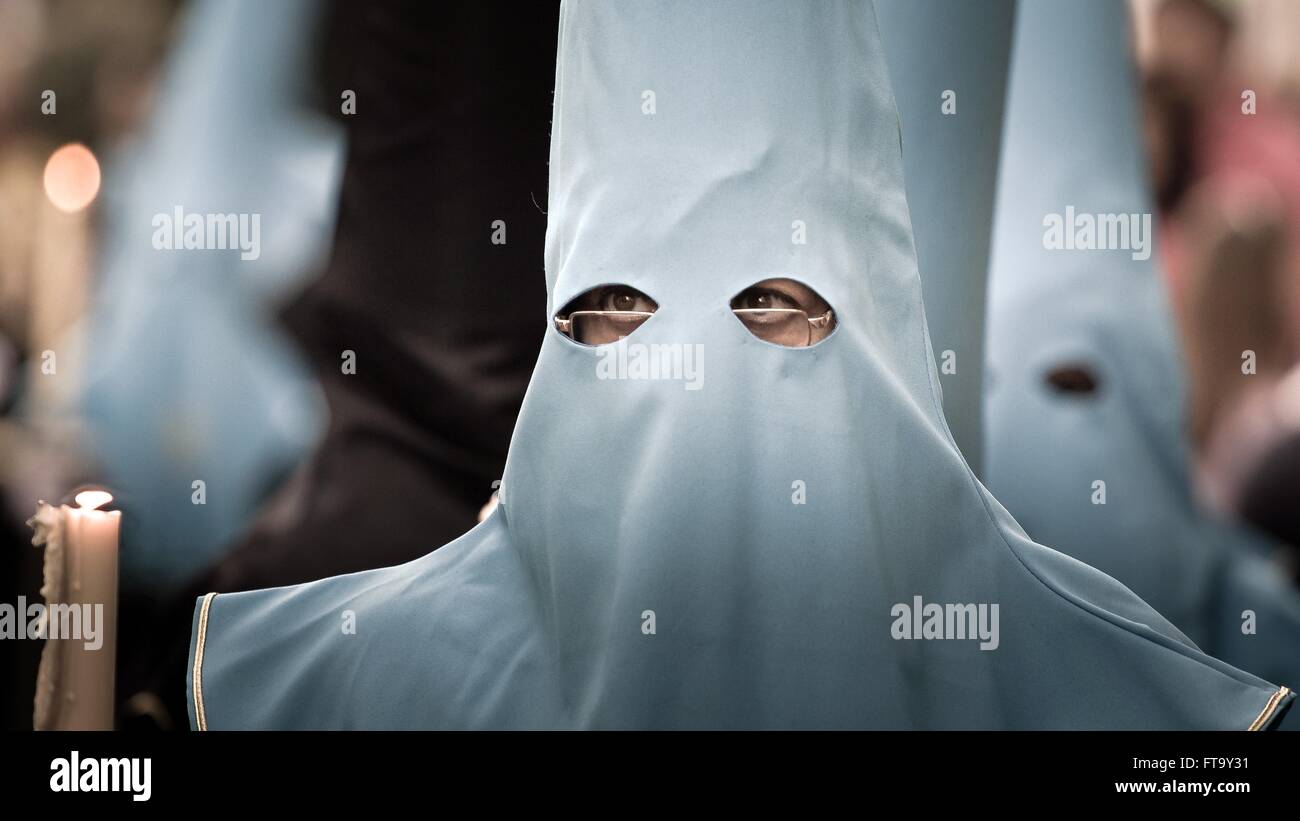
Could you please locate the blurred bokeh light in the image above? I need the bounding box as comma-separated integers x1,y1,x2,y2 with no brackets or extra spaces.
42,143,100,213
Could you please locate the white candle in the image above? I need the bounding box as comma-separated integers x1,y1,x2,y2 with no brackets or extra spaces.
29,491,121,730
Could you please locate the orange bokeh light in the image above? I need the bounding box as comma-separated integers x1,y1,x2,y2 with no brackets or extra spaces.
43,143,101,213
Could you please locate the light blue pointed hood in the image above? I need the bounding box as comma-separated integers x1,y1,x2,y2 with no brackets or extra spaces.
81,0,340,590
876,0,1017,474
984,0,1300,694
187,0,1292,730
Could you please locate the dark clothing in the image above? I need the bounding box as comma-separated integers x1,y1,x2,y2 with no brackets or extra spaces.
212,0,555,591
120,0,558,729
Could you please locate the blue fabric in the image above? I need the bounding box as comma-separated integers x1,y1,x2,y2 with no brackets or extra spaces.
876,0,1017,475
82,0,341,590
188,0,1291,729
983,0,1300,694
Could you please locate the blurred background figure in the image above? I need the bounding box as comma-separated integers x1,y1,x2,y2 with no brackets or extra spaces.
81,0,342,594
88,0,346,731
877,0,1017,476
1,0,555,730
119,0,557,729
985,0,1300,710
1134,0,1300,556
193,0,555,597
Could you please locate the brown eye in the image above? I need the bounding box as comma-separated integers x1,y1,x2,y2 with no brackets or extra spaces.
735,288,795,311
730,278,835,348
599,286,655,313
1044,364,1100,395
554,284,658,346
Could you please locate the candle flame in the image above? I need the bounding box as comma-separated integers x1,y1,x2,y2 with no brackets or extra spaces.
74,490,113,511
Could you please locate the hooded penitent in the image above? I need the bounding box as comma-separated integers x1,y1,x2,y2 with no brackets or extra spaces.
187,0,1292,730
875,0,1017,474
983,0,1300,699
81,0,341,591
191,0,554,595
116,0,558,732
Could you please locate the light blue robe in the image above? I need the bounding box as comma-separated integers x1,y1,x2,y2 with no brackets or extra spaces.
876,0,1017,475
983,0,1300,719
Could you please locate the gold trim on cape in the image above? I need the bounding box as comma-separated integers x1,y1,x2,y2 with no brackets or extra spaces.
183,586,1290,731
192,592,217,731
1248,686,1292,731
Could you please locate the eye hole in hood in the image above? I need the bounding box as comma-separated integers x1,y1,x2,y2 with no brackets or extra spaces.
730,278,836,348
1044,363,1102,396
554,284,658,346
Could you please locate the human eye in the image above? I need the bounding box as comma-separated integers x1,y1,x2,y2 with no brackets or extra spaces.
733,286,798,312
598,285,656,313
